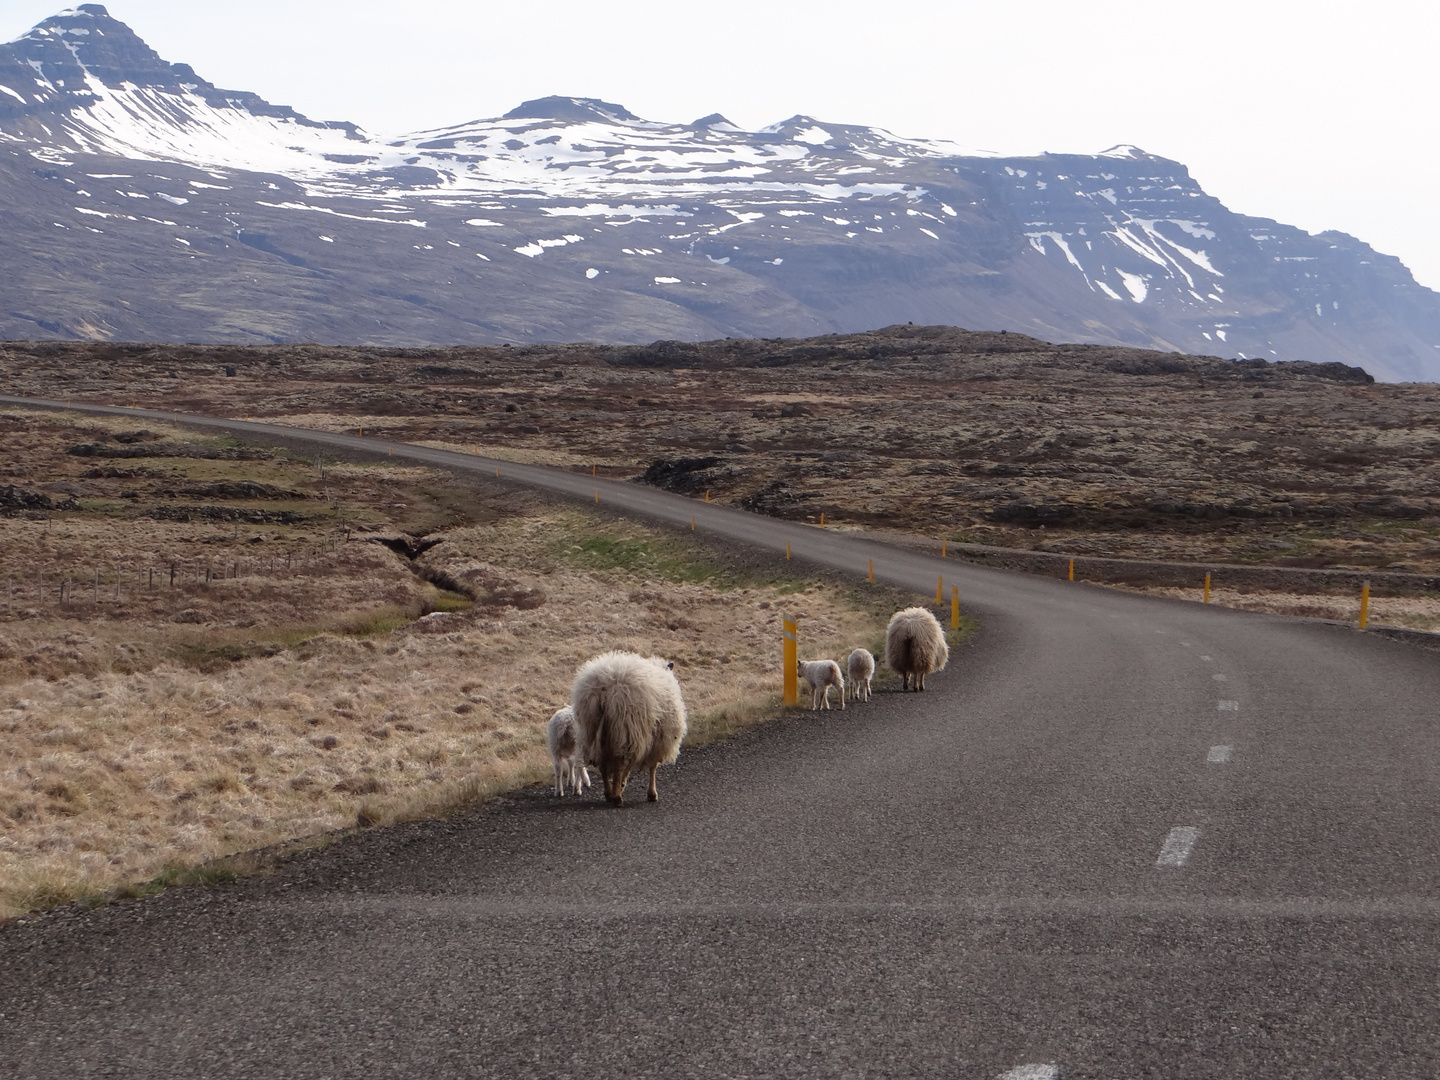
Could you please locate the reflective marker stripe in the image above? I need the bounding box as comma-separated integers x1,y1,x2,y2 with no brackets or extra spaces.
1157,826,1200,867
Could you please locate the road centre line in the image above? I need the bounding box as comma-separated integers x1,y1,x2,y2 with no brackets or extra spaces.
1156,826,1201,867
1212,673,1228,681
997,1065,1059,1080
1207,745,1234,764
1217,700,1239,711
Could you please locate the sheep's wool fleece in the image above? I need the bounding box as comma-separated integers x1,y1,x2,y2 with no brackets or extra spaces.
570,651,688,768
547,706,578,759
847,649,876,680
885,607,949,675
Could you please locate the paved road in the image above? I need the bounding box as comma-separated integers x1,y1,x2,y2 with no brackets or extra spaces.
3,397,1440,1077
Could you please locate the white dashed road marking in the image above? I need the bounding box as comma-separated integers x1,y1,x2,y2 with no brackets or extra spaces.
1217,700,1239,711
1200,655,1213,662
1207,745,1234,764
1157,826,1201,867
1212,673,1228,682
997,1066,1059,1080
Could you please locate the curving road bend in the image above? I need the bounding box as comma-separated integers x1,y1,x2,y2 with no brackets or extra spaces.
3,396,1440,1077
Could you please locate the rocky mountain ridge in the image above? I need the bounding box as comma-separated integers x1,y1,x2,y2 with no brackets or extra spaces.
2,5,1438,381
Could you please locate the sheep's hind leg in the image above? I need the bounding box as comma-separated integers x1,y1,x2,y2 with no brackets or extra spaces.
647,762,660,802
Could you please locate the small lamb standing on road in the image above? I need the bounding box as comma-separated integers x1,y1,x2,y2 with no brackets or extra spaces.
847,648,876,702
546,705,590,797
571,651,687,806
885,607,949,691
797,658,845,711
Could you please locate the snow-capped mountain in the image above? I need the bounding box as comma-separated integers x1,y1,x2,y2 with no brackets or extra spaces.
3,4,1439,380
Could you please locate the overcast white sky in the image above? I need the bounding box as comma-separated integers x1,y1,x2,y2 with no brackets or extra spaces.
5,0,1439,288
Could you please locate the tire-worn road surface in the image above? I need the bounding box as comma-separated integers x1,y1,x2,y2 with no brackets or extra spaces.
3,399,1439,1078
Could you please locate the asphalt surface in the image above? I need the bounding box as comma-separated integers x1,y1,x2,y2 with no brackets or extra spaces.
3,397,1440,1078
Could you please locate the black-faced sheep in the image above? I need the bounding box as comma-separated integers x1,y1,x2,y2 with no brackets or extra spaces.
885,607,949,691
546,705,590,797
797,658,845,710
847,648,875,701
571,651,687,806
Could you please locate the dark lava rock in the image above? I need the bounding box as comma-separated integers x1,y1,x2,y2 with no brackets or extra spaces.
67,442,271,460
637,456,723,494
178,481,308,500
989,500,1078,525
0,484,78,513
147,505,309,524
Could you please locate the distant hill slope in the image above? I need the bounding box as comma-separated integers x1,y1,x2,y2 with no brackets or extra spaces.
2,5,1438,380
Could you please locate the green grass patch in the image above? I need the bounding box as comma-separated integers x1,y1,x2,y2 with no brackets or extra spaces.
166,639,286,671
549,516,820,595
427,589,472,613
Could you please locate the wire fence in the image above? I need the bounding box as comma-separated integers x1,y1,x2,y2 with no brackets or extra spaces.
4,539,350,613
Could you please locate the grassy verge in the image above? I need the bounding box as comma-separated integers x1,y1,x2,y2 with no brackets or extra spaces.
1,500,949,921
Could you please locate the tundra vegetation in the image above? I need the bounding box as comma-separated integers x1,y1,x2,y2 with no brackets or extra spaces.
4,325,1438,585
0,408,917,919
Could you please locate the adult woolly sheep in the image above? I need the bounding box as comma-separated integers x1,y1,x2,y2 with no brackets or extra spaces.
797,658,845,710
885,607,949,691
545,706,590,797
571,651,687,806
847,648,876,702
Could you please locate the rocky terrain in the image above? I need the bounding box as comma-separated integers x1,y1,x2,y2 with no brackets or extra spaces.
6,324,1440,576
2,6,1440,378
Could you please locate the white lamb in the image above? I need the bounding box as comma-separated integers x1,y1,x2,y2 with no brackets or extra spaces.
571,651,688,806
797,658,845,710
847,648,876,701
885,606,949,691
545,705,590,797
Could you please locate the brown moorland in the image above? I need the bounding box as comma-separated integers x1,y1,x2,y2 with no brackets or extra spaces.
4,324,1437,581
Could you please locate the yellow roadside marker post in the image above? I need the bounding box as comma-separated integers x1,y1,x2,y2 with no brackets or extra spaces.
595,489,600,504
942,540,947,558
951,586,960,629
782,614,798,706
705,489,710,503
691,516,696,531
1068,558,1075,582
786,541,791,560
1204,573,1212,604
592,464,596,476
359,427,363,436
1359,582,1370,630
868,558,874,582
820,512,826,528
936,575,943,604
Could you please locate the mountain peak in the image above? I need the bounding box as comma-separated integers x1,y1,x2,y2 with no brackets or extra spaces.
690,113,741,131
9,3,214,96
502,96,640,124
1098,144,1153,160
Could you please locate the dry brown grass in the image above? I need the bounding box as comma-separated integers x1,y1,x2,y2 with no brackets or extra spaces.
0,409,916,918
